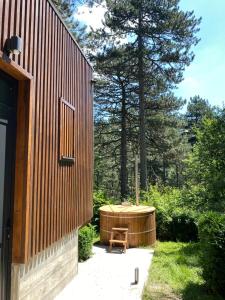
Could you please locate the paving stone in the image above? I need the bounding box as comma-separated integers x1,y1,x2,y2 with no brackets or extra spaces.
56,245,154,300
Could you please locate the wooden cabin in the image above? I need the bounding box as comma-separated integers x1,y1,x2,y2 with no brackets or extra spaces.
0,1,93,299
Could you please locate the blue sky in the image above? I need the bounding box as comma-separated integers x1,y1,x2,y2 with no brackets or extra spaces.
175,0,225,107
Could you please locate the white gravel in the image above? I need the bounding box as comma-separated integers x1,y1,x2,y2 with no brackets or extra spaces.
56,245,154,300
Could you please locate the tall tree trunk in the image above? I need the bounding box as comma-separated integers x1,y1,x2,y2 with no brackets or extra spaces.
120,84,128,199
138,3,147,190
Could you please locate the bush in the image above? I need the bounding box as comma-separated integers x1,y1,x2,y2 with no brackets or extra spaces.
198,212,225,296
155,207,198,242
143,186,198,242
170,209,198,242
92,191,113,232
154,205,172,240
78,224,95,262
180,184,207,212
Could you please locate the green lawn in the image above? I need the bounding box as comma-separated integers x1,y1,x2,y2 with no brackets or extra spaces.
142,242,223,300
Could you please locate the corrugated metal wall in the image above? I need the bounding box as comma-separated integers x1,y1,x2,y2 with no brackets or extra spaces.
0,0,93,260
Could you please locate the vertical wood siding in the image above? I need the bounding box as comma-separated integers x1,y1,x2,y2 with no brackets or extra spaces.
0,0,93,260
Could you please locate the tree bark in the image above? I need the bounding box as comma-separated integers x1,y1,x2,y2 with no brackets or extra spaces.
138,3,147,190
120,84,128,199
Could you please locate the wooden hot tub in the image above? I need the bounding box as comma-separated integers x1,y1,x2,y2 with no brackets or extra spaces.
99,205,156,247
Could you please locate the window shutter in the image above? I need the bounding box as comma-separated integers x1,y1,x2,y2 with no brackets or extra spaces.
59,97,75,163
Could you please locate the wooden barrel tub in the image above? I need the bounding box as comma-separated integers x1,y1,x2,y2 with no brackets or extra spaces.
99,205,156,247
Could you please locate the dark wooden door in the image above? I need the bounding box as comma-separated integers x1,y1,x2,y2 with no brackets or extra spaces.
0,71,17,300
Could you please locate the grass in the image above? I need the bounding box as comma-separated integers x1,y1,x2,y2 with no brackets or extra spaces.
142,242,223,300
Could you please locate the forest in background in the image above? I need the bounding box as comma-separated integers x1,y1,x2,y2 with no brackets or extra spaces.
52,0,225,210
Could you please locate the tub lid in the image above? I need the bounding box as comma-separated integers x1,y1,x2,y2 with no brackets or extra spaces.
99,204,155,213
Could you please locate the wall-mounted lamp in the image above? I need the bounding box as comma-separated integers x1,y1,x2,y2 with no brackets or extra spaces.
4,36,23,55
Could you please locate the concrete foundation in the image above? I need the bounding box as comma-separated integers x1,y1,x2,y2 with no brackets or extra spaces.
11,230,78,300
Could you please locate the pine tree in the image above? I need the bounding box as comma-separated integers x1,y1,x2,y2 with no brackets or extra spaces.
96,0,201,190
185,95,215,145
186,95,214,127
93,46,137,199
51,0,87,44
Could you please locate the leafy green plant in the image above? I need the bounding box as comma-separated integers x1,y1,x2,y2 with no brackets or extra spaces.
78,224,95,262
170,209,198,242
143,185,198,242
180,184,206,212
185,115,225,212
92,190,113,232
198,212,225,296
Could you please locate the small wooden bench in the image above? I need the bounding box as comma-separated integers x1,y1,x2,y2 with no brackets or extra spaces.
109,227,129,253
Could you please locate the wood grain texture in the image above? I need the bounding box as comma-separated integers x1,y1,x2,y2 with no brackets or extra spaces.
100,205,156,247
0,0,93,263
12,79,33,263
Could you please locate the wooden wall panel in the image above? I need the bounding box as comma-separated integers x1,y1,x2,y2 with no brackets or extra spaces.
0,0,93,262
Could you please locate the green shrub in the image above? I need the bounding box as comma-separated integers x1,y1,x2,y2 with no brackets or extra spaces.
155,207,198,242
78,224,95,262
154,205,172,240
170,209,198,242
181,184,207,212
92,191,113,232
143,186,198,242
198,212,225,296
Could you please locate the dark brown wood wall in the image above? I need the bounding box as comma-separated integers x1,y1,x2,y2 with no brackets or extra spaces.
0,0,93,262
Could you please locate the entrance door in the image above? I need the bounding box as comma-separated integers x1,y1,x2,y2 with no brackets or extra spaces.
0,71,17,300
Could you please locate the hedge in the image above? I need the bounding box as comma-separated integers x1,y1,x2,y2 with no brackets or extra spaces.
198,211,225,296
156,207,198,242
78,224,95,262
143,186,198,242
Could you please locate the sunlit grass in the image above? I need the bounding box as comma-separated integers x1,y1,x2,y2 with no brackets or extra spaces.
142,242,223,300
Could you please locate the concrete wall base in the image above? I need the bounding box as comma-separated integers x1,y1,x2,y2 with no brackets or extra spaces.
11,230,78,300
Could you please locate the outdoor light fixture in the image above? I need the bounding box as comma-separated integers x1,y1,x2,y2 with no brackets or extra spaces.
5,36,23,55
134,267,139,284
131,267,139,285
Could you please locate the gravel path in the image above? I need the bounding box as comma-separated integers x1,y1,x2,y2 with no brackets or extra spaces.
56,245,154,300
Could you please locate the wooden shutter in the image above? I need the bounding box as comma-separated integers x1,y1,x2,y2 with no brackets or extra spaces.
59,97,75,163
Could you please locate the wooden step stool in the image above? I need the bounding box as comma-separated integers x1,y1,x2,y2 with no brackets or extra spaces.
109,227,129,253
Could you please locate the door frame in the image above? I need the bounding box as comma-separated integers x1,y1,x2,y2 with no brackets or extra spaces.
0,50,33,264
0,72,18,300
